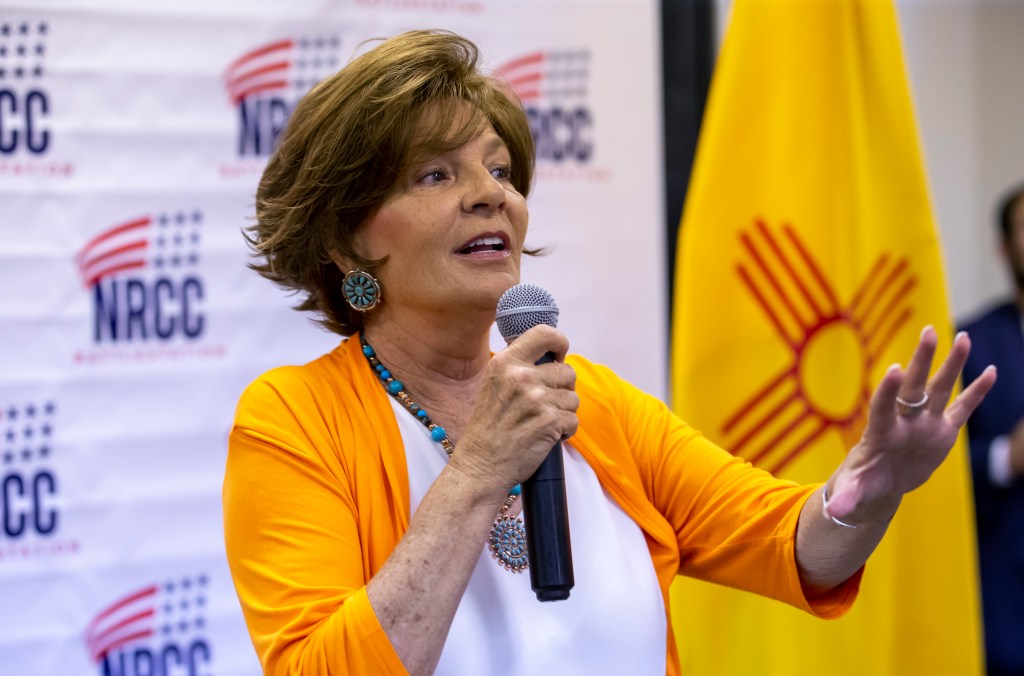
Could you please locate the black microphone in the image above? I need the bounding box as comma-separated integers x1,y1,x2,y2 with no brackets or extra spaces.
495,283,574,602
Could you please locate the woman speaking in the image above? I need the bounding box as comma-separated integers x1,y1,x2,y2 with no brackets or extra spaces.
222,29,995,675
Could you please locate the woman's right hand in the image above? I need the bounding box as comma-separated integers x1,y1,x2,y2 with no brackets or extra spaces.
448,324,580,497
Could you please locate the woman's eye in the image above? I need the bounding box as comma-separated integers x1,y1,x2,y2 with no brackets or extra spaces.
419,169,448,184
491,165,512,180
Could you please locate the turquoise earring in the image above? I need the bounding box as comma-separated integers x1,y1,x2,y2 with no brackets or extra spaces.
343,269,381,312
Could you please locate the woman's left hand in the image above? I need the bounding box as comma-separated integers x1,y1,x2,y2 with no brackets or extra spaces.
824,326,996,524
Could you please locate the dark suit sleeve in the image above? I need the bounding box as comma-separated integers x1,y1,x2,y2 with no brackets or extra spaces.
960,305,1024,525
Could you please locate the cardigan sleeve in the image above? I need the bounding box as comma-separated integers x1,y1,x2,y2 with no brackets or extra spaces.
576,357,859,618
223,370,407,675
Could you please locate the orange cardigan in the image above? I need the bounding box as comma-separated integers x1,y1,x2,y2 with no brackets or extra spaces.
224,336,859,674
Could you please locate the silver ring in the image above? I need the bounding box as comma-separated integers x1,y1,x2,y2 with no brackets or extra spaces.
895,392,929,417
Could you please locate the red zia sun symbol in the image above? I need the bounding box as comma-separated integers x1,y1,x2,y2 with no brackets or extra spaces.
720,220,917,475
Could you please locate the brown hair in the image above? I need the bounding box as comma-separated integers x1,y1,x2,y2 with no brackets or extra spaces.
246,29,536,336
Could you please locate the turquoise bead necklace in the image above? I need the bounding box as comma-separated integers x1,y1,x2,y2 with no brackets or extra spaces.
360,335,529,573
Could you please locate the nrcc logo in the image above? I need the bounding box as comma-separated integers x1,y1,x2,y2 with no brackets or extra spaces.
0,19,72,177
73,210,224,364
0,400,78,561
85,574,213,676
219,35,342,177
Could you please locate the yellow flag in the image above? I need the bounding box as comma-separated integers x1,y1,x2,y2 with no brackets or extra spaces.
670,1,983,674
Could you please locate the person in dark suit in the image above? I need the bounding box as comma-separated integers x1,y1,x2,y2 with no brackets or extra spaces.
961,182,1024,676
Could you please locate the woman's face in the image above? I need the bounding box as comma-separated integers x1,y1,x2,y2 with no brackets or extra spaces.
351,119,529,320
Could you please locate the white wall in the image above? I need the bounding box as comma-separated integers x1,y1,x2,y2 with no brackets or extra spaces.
900,0,1024,322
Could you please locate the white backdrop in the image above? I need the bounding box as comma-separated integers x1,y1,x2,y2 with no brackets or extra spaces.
0,1,665,673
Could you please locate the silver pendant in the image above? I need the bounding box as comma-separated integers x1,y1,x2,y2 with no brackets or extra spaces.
489,514,528,572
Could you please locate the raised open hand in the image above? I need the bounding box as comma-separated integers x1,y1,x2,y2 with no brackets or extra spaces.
824,326,997,523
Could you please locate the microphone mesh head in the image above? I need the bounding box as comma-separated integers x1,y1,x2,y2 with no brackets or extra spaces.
495,283,559,342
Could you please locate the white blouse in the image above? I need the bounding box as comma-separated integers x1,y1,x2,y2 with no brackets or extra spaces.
390,397,667,674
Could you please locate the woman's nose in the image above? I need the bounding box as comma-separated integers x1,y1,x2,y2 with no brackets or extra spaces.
462,166,506,212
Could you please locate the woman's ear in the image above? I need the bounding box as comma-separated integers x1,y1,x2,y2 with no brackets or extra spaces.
328,250,351,274
330,224,372,274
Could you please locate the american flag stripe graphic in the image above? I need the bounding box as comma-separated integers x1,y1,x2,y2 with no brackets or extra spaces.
496,52,545,101
84,585,158,662
75,216,150,288
224,39,294,104
495,50,590,102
